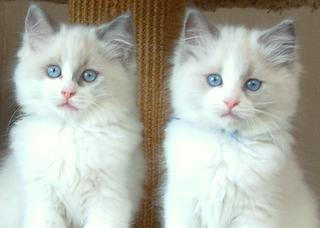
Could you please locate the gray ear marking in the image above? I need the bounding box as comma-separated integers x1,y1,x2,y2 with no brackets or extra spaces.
258,19,297,66
96,12,134,62
182,8,219,45
96,13,133,41
25,4,57,40
175,8,219,63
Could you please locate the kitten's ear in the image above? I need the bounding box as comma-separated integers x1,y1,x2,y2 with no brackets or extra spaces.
258,20,297,66
96,13,134,62
25,4,57,46
182,8,219,46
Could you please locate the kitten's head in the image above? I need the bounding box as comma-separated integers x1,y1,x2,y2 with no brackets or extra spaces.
15,5,137,122
170,8,300,134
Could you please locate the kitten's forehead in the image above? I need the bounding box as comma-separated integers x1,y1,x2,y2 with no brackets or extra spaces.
201,26,254,79
58,26,96,65
47,25,102,81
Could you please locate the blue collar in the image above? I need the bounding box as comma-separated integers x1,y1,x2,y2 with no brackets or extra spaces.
171,116,275,150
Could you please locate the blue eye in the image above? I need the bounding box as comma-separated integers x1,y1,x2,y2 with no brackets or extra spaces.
82,70,98,82
47,65,61,78
207,74,223,87
245,79,262,91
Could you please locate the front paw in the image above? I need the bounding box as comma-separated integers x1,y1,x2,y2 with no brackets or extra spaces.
24,215,67,228
84,218,129,228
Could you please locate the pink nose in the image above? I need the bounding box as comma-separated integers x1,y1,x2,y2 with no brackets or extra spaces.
224,99,239,109
61,90,76,100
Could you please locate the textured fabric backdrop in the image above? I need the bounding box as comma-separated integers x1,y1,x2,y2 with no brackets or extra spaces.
38,0,320,10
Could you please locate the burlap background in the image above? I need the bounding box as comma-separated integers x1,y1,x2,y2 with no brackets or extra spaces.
35,0,320,10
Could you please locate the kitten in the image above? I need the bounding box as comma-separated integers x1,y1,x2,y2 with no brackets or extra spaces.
163,8,319,228
0,5,144,228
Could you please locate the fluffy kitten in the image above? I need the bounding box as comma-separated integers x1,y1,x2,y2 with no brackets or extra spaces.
0,5,144,228
163,8,319,228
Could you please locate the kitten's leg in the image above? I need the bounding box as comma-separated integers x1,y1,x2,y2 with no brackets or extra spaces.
23,183,67,228
83,191,133,228
230,216,278,228
163,184,197,228
231,222,276,228
84,207,131,228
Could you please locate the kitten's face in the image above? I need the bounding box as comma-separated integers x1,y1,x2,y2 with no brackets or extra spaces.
15,5,136,121
171,9,299,133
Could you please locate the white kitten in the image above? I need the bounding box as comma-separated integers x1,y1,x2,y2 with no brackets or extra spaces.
163,8,319,228
0,5,144,228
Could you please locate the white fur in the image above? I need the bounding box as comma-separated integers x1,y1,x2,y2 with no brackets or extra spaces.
163,9,319,228
0,5,144,228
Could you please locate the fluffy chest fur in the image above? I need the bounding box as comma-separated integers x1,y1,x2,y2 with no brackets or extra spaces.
10,116,141,224
164,120,290,227
11,116,139,178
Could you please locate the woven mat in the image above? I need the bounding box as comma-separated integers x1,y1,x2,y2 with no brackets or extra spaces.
40,0,320,10
69,0,184,227
194,0,319,11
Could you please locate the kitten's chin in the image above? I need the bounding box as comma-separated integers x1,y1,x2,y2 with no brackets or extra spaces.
210,114,244,132
47,103,83,120
58,103,79,111
219,119,240,131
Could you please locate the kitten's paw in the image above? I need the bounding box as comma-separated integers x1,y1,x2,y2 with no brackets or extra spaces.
84,219,129,228
24,215,67,228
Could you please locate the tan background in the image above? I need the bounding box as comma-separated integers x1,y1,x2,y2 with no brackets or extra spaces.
0,1,319,226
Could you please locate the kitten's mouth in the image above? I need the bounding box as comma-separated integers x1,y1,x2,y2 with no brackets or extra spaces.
58,102,78,111
221,111,239,119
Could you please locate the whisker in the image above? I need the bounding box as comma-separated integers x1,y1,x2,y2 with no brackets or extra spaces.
253,109,282,122
247,117,277,143
180,35,203,42
254,101,278,106
93,94,111,99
